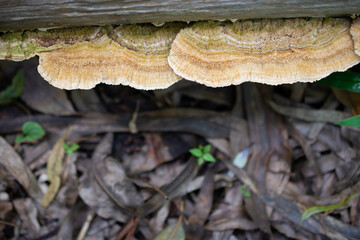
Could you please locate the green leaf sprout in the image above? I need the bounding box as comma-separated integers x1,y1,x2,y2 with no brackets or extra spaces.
0,69,25,105
63,143,80,156
189,144,216,166
241,185,251,198
15,121,45,144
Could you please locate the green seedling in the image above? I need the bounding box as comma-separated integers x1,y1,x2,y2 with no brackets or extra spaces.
15,121,45,144
241,185,251,198
299,193,360,226
189,144,216,166
63,143,79,156
0,69,25,105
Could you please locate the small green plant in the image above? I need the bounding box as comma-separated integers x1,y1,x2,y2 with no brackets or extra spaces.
189,144,216,165
15,121,45,143
0,69,25,105
63,143,79,156
241,185,251,198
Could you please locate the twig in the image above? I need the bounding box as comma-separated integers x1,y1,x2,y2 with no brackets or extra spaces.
76,210,95,240
169,201,184,240
116,216,139,240
129,100,140,134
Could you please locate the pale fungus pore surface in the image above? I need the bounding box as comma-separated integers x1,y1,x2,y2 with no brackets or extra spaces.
1,18,360,89
169,18,360,87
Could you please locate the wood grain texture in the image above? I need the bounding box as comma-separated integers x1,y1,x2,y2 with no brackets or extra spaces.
1,0,360,31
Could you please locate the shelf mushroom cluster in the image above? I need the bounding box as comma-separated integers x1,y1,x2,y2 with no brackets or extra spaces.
1,18,360,90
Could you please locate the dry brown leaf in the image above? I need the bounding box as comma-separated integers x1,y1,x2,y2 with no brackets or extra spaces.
206,138,231,157
301,153,341,178
268,100,351,123
79,170,129,222
93,156,143,209
332,88,360,115
307,95,339,140
205,218,257,231
122,133,190,174
78,134,132,222
270,211,315,240
55,154,78,207
41,129,68,207
136,158,199,217
150,203,170,235
0,136,43,202
154,222,185,240
41,176,61,207
317,125,356,161
13,198,40,238
207,183,254,232
272,222,312,240
350,196,360,228
262,194,351,240
0,201,12,235
187,170,214,240
211,231,236,240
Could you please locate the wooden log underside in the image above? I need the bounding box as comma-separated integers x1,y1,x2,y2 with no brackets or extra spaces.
1,0,360,31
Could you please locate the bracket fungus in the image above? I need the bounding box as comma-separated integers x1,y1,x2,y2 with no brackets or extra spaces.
1,18,360,89
168,18,360,87
0,23,184,89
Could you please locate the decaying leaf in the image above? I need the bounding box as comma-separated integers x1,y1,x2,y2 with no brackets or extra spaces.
136,158,199,217
93,156,143,209
268,100,351,123
0,136,43,202
187,170,215,239
79,134,139,222
13,198,40,238
154,222,185,240
41,128,68,207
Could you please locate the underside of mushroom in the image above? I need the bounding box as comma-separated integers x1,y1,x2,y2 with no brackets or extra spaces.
1,18,360,90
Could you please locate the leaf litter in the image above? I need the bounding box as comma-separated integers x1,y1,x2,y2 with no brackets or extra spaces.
0,59,360,240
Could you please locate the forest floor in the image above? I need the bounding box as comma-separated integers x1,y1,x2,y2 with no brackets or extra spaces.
0,58,359,240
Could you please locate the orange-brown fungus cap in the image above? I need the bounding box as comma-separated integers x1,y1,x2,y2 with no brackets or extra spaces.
38,23,184,90
168,18,360,87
